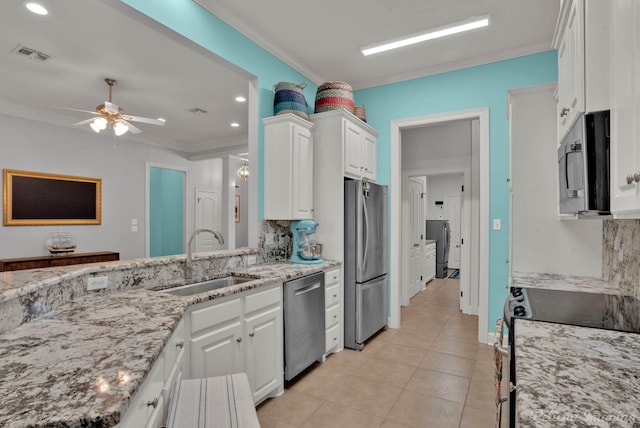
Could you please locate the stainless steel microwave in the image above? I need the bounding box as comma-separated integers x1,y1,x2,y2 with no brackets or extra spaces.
557,110,610,216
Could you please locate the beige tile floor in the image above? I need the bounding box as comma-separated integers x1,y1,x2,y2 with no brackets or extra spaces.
257,273,501,428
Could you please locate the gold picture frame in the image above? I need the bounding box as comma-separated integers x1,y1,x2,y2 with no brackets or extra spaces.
3,169,102,226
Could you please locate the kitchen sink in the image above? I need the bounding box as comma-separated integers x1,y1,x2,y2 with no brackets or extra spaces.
160,276,253,296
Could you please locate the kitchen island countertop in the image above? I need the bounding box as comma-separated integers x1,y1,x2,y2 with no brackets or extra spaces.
515,319,640,428
0,257,340,427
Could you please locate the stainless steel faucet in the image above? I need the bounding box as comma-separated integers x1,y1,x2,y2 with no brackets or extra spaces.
185,228,225,280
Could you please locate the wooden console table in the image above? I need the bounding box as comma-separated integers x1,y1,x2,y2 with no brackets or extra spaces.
0,251,120,272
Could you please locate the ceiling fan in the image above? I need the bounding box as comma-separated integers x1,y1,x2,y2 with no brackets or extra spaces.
61,78,165,136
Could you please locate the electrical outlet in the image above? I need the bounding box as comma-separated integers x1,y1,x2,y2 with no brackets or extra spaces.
87,276,108,291
247,255,257,266
265,233,274,246
493,218,502,231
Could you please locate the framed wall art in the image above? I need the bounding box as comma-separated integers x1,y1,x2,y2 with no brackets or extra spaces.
3,169,102,226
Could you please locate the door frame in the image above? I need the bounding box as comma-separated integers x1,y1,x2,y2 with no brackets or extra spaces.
390,107,489,344
402,168,471,312
145,162,190,257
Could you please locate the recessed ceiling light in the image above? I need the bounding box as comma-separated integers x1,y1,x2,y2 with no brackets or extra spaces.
25,3,48,15
230,122,240,128
361,15,490,56
235,96,246,103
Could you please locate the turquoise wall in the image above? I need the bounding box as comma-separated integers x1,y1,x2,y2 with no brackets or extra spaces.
354,51,558,332
121,0,557,334
149,167,184,256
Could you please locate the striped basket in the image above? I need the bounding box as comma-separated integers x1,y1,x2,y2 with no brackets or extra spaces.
314,81,355,114
273,82,309,119
354,105,366,122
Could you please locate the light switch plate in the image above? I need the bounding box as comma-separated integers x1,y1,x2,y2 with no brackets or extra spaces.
247,255,257,266
265,233,274,246
87,276,108,291
493,219,502,231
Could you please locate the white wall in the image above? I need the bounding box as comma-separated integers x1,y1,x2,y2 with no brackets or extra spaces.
0,114,223,260
426,174,462,219
402,120,472,171
509,85,602,277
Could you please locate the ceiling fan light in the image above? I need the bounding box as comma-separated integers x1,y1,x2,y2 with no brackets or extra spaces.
113,122,128,136
93,117,108,130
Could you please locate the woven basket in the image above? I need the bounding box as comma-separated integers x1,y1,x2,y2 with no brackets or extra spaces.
314,81,354,114
354,105,366,122
274,82,308,119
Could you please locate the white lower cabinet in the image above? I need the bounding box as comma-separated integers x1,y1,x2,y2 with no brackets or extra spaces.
187,283,284,404
424,243,436,284
324,267,342,355
117,319,185,428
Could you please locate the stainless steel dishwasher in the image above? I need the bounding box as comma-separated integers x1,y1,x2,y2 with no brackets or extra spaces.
283,272,325,381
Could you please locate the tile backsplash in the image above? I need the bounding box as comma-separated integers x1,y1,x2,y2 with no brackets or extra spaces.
603,219,640,299
258,220,293,263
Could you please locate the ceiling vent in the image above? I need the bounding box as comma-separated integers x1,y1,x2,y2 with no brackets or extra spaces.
12,45,52,62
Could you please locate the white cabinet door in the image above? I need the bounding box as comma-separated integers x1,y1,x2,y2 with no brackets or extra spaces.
343,119,377,181
244,305,282,403
189,298,243,378
292,125,314,218
190,320,243,379
610,0,640,216
264,114,314,219
363,131,377,181
344,119,364,178
556,0,584,140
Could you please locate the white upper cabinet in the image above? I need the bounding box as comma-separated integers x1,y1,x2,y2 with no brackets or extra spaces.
263,114,315,220
312,109,378,182
553,0,610,142
610,0,640,217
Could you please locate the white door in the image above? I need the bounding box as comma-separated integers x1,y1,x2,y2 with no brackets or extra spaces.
195,189,221,251
408,178,425,299
445,194,461,269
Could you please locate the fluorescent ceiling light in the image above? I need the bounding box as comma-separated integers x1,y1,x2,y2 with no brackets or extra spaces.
361,15,490,56
26,3,48,15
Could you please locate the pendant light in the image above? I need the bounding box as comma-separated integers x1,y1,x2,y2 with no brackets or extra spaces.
237,163,250,182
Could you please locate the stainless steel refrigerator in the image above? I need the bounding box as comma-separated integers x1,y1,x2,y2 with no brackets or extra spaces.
344,180,388,350
425,219,450,278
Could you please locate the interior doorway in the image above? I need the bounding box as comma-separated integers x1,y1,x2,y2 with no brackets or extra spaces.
146,163,188,257
390,108,489,344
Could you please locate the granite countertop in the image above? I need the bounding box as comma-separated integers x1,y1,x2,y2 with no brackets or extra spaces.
512,271,621,295
0,289,188,427
0,258,340,427
515,319,640,428
425,239,436,245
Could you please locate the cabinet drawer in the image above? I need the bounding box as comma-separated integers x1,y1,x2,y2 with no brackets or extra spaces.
325,283,340,308
325,304,340,329
325,323,340,352
325,268,340,285
191,298,242,335
245,285,281,315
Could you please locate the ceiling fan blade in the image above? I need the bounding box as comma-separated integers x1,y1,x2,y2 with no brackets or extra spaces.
72,118,96,126
104,101,120,113
52,106,101,115
125,115,165,126
122,120,142,134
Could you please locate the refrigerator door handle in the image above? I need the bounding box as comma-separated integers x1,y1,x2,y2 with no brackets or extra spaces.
362,198,369,271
